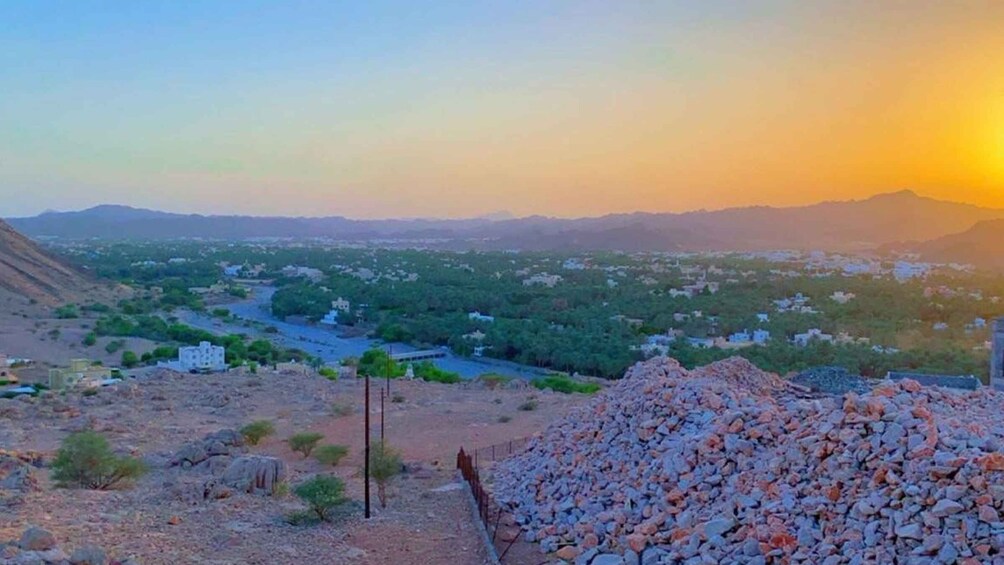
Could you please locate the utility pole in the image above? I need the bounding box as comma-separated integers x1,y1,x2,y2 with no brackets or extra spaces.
380,388,385,444
386,344,392,396
364,371,371,519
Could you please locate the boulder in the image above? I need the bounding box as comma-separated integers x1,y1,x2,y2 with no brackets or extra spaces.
221,456,285,495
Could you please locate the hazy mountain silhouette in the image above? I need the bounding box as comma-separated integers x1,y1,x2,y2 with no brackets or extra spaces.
8,191,1004,252
900,219,1004,270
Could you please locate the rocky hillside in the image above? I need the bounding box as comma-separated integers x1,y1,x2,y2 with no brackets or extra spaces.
496,356,1004,563
0,219,92,305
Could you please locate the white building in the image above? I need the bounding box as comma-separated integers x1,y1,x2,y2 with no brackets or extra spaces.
468,311,495,323
830,291,856,304
753,329,771,344
178,341,226,372
793,329,833,347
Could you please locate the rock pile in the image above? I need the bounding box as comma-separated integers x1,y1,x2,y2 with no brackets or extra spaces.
495,356,1004,564
790,366,874,395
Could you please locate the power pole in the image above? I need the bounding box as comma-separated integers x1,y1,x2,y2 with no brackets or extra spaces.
380,388,386,444
364,372,371,519
386,344,392,396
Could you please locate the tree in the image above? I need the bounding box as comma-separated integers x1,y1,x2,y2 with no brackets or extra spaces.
240,420,275,446
51,431,147,490
314,445,349,466
293,475,348,522
121,350,139,368
288,432,324,457
368,442,403,508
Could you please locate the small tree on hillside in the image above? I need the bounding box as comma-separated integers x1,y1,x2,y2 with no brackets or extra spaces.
368,442,403,508
293,475,348,522
288,432,324,458
51,431,147,490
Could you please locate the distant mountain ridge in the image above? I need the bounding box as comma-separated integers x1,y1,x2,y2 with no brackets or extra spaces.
8,191,1004,252
900,219,1004,270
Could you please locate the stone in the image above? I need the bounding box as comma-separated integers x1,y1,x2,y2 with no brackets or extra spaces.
220,456,285,495
69,545,108,565
19,527,56,551
931,499,964,518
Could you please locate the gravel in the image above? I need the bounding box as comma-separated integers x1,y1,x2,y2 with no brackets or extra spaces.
495,355,1004,563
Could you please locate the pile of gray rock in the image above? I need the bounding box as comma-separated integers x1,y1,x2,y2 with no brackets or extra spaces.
495,356,1004,564
1,526,132,565
790,366,874,395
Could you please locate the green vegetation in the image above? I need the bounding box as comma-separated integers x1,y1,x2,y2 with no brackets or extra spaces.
121,350,139,368
82,332,97,347
104,339,125,354
240,420,276,446
532,375,601,394
288,432,324,457
292,475,348,523
51,431,147,490
331,400,354,417
314,445,349,466
318,366,338,380
54,304,79,319
368,442,403,508
518,398,539,411
477,373,513,389
357,349,460,383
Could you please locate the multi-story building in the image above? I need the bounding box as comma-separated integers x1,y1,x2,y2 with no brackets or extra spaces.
178,341,227,372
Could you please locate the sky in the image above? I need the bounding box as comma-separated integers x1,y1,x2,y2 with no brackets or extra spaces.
1,1,1003,219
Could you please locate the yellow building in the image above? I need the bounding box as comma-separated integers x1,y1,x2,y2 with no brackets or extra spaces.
49,359,112,390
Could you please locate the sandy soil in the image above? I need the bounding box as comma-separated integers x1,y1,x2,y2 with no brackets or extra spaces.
1,369,588,564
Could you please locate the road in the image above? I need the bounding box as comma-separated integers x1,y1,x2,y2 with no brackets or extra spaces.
177,286,545,380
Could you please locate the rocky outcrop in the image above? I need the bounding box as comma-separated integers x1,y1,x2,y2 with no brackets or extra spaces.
221,456,286,495
170,429,245,469
0,451,40,492
496,356,1004,563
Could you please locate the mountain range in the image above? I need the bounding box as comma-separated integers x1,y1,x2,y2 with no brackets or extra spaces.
7,190,1004,256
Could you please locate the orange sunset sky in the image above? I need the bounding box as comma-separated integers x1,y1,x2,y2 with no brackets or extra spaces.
1,1,1003,218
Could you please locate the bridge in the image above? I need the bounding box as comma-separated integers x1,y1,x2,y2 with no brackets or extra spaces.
390,349,446,363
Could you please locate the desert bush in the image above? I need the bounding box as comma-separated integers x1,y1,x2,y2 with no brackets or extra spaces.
478,373,513,390
51,431,147,490
292,475,348,522
121,350,139,368
314,445,349,466
391,393,405,403
518,398,539,411
331,401,354,417
82,333,97,347
240,420,275,446
532,375,601,394
288,432,324,457
368,442,403,508
318,367,338,380
498,415,512,423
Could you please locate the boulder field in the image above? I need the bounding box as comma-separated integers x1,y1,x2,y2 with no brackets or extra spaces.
495,356,1004,564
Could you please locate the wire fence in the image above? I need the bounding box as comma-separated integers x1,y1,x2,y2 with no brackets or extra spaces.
457,437,533,562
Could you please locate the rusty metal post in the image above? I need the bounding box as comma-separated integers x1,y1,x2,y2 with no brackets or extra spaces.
364,372,371,519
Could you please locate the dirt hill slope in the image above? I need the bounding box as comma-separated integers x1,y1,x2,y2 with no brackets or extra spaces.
0,219,92,305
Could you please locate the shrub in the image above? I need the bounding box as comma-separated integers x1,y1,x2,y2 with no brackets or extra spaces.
532,375,601,395
240,420,275,445
391,394,405,403
288,432,324,457
331,401,354,417
478,373,513,390
51,431,147,490
314,445,349,467
82,333,97,347
82,389,98,397
518,398,539,411
318,366,338,380
105,339,125,354
293,475,348,522
368,442,403,508
54,304,79,319
497,415,512,423
121,350,139,368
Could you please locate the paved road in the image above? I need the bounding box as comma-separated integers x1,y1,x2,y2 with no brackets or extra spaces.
178,286,544,380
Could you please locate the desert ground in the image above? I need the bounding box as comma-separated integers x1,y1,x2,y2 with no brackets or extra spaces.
1,366,589,564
